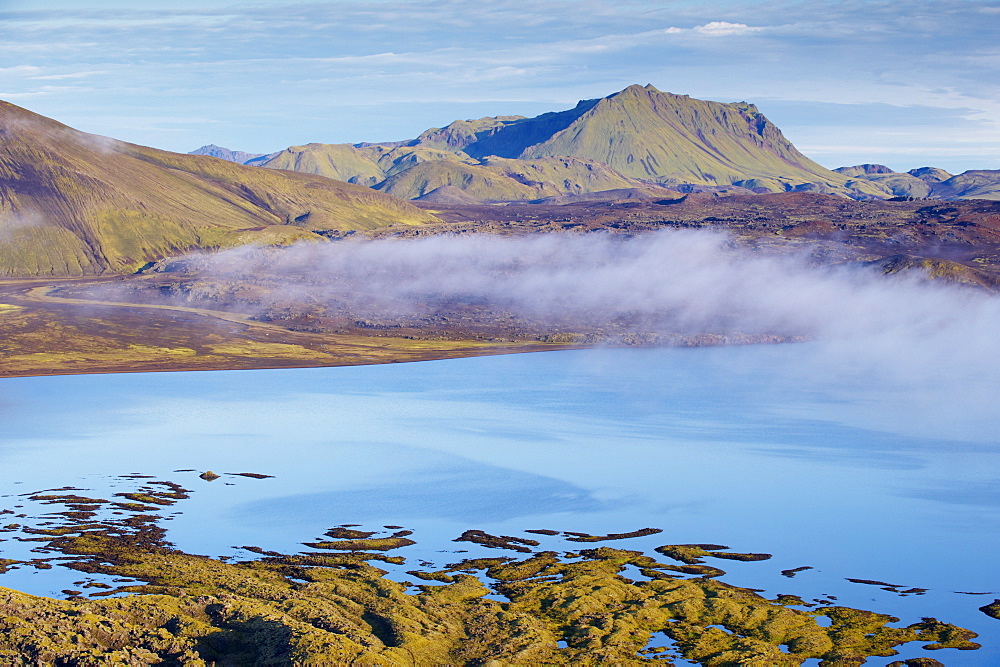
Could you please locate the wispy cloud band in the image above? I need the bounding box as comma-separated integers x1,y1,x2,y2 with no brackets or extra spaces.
0,0,996,172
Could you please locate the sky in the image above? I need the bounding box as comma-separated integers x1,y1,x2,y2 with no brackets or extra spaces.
0,0,997,173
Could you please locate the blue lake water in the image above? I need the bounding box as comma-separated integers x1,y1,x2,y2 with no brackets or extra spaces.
1,343,998,664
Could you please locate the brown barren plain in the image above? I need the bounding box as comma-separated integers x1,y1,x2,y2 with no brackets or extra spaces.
3,193,1000,378
0,277,573,378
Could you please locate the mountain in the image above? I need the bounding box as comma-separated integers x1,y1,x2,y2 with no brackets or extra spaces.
833,164,896,177
500,86,850,187
908,167,953,183
376,155,659,201
258,143,475,187
250,85,891,201
835,165,933,198
188,144,268,164
0,101,437,276
931,170,1000,200
837,164,1000,200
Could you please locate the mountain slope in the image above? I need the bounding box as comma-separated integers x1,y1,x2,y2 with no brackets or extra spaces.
375,155,655,201
456,101,601,159
513,85,869,192
254,85,888,200
0,101,436,276
412,115,527,152
259,143,478,187
933,170,1000,200
837,165,1000,200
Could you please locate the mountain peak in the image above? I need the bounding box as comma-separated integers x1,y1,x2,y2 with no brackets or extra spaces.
514,85,848,188
189,144,267,164
835,164,896,177
248,86,894,200
612,84,668,100
618,83,662,93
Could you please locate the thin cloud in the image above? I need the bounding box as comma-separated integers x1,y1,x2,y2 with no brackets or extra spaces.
30,70,106,80
693,21,763,36
1,0,996,167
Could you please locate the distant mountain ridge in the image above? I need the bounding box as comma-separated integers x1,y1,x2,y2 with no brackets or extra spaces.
189,144,269,164
205,84,996,202
231,85,895,201
0,101,436,276
834,164,1000,200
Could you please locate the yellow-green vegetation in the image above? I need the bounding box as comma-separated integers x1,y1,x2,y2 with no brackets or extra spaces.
0,481,983,665
936,170,1000,200
0,101,437,277
835,165,1000,200
260,142,480,186
260,142,654,202
856,173,933,199
0,278,571,377
414,115,527,152
870,255,1000,289
0,226,98,276
303,536,417,551
517,85,886,197
204,341,333,359
655,543,772,564
563,528,663,542
258,84,893,201
377,155,647,201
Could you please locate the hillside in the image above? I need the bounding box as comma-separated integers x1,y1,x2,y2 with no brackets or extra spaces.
504,86,863,190
836,164,1000,200
259,143,477,187
376,155,659,201
0,101,436,276
252,85,889,201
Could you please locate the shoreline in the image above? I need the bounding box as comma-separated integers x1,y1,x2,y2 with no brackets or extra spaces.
0,471,986,664
0,276,795,380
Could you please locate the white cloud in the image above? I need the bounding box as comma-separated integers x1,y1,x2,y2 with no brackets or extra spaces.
30,70,106,80
693,21,763,36
0,65,42,75
0,0,997,168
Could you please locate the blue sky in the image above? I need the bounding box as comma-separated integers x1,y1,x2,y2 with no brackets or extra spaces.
1,0,997,173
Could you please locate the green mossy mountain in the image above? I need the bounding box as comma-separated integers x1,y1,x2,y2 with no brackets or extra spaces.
255,85,890,200
0,101,436,277
933,170,1000,200
838,164,1000,200
376,155,652,201
260,142,478,188
513,85,849,188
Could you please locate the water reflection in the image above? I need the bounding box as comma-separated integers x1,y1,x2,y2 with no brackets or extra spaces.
0,344,998,664
239,462,615,525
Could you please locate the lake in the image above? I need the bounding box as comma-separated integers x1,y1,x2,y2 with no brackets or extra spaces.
1,343,998,664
